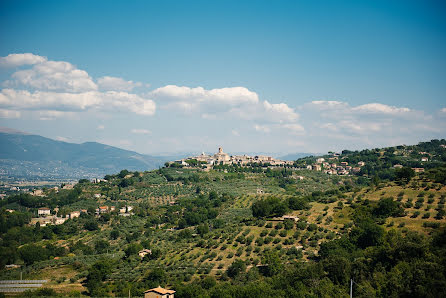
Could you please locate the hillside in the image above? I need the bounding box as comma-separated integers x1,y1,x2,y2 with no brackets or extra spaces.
0,131,167,180
0,140,445,297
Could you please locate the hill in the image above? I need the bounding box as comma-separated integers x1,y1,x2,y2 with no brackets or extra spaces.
0,140,445,297
0,131,167,180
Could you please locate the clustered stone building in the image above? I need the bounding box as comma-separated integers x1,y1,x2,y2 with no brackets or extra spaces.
175,147,294,167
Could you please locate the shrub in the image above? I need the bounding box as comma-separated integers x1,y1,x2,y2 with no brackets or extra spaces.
411,211,420,218
227,259,246,278
269,229,278,237
307,223,317,232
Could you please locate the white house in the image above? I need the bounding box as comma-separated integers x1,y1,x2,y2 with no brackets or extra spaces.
38,207,51,216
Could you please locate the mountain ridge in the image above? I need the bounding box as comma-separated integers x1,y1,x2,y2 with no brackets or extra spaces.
0,131,168,180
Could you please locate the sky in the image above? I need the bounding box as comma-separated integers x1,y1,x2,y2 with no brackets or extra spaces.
0,0,445,156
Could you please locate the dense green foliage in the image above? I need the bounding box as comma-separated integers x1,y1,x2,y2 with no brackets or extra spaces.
1,139,445,297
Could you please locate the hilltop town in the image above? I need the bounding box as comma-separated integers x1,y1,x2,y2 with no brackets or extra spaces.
170,147,295,169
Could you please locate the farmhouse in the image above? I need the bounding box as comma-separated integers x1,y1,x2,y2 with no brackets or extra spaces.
138,249,152,258
38,207,51,216
144,287,175,298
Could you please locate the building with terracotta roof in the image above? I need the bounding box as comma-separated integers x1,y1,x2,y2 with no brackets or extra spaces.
144,286,175,298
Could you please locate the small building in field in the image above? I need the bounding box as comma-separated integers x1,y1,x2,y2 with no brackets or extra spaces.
38,207,51,216
96,206,108,214
316,158,325,164
70,211,81,219
282,215,299,222
144,287,175,298
138,249,152,258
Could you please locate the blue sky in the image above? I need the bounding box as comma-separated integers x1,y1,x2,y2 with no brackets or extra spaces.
1,0,445,155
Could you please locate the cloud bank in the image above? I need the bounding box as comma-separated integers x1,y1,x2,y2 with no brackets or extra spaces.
0,53,155,118
1,53,445,153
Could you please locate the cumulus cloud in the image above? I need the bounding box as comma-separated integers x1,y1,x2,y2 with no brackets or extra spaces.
0,53,47,68
351,103,410,114
0,53,156,118
151,84,304,138
300,99,446,150
263,100,299,122
152,85,260,114
97,76,142,91
310,100,348,109
5,60,97,92
153,85,300,124
131,128,151,134
308,100,410,116
0,89,156,115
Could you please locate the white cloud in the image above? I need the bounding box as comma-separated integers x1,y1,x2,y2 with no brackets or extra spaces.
97,76,142,92
309,100,348,109
231,129,240,136
299,99,446,150
97,125,105,130
440,107,446,113
0,108,20,119
0,53,47,68
352,103,410,114
131,128,151,134
0,89,156,115
153,85,259,105
153,85,259,113
263,100,299,122
5,60,97,92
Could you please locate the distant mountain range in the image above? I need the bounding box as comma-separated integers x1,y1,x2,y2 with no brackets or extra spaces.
0,128,316,181
0,129,170,180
